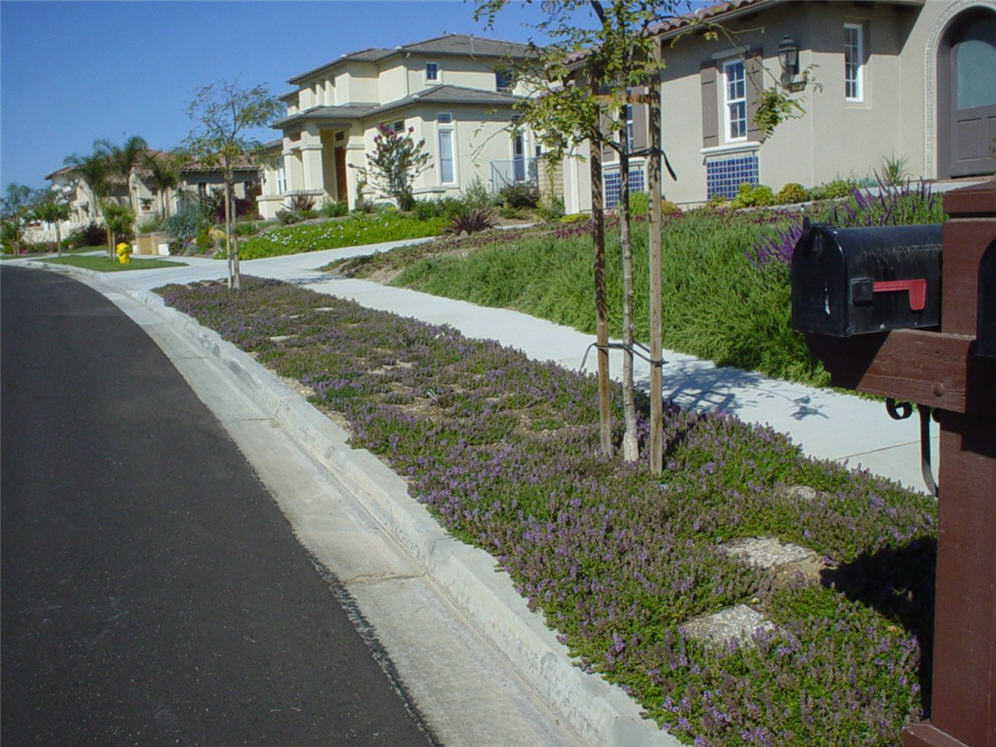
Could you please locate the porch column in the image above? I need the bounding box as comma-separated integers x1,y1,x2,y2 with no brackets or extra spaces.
300,145,326,195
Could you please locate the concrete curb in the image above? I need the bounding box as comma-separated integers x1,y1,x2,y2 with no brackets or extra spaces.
79,270,678,746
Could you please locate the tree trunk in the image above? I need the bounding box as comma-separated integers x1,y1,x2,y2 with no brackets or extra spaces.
231,183,241,291
224,180,234,289
647,57,664,474
618,117,638,463
590,127,612,458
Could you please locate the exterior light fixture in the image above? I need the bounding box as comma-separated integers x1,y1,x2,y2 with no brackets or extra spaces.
777,34,802,90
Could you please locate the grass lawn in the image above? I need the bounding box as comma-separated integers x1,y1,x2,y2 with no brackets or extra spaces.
326,184,944,389
238,212,449,259
158,275,935,745
42,255,186,272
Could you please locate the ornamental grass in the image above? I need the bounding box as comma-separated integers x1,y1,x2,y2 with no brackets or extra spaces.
158,276,935,745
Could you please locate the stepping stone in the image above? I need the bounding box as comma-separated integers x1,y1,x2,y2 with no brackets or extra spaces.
269,335,297,343
775,484,827,503
719,536,831,588
681,604,775,647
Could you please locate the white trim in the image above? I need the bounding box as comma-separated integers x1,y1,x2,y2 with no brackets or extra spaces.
844,23,864,102
722,58,747,143
700,141,762,157
437,117,457,186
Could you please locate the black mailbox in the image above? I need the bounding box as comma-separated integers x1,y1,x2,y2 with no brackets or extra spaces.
978,242,996,358
790,223,943,337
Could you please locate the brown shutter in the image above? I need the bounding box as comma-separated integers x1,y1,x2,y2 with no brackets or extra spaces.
746,49,765,142
632,85,648,152
700,61,719,148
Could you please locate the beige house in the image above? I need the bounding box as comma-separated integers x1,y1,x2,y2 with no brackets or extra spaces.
41,154,262,242
561,0,996,212
258,33,537,217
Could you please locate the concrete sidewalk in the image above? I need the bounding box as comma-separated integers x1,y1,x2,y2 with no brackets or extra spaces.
42,240,934,493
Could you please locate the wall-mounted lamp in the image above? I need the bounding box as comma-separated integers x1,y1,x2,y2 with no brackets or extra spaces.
778,34,800,83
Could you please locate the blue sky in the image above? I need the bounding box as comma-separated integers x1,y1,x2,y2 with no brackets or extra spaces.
0,0,603,191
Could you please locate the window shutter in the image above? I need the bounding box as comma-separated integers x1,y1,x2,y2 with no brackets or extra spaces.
700,62,719,148
746,50,765,142
632,85,648,152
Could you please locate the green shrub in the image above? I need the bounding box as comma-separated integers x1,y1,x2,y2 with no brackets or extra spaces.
703,194,730,211
499,182,540,209
276,209,301,225
535,197,565,223
731,183,775,209
661,199,682,216
498,205,523,219
163,206,208,240
461,176,493,210
776,182,810,205
299,209,318,220
195,226,213,251
68,221,107,248
810,178,856,201
236,221,258,237
321,199,349,218
137,216,164,233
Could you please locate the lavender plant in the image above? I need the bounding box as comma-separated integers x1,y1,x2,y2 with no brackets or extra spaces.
158,277,936,744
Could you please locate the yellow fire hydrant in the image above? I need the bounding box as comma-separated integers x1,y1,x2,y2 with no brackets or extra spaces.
115,241,131,264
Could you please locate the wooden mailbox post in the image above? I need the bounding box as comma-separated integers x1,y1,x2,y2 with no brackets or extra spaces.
802,182,995,746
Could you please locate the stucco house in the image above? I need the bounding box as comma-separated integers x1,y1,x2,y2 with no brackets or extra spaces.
258,33,538,218
560,0,995,213
40,153,263,243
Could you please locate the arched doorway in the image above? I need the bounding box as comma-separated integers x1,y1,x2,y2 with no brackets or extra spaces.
939,7,996,177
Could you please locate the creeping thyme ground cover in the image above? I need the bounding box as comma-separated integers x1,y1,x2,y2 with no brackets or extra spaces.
158,276,936,745
238,212,449,260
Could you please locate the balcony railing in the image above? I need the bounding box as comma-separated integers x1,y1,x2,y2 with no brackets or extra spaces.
490,157,539,192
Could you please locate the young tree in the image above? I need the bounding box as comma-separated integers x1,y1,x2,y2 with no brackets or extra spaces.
476,0,672,459
31,193,71,255
479,1,809,471
352,124,431,211
1,183,37,254
185,80,281,289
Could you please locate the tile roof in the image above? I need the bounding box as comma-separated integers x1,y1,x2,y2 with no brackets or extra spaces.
288,33,532,85
271,85,519,130
271,103,381,129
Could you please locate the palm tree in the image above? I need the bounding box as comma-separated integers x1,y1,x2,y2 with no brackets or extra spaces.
144,150,186,218
97,135,148,214
31,195,71,256
63,149,112,254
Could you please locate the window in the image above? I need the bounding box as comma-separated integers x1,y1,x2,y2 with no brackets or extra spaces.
425,62,439,82
437,113,455,184
391,120,405,133
276,158,287,194
495,70,514,92
438,130,454,183
623,104,635,152
844,24,863,101
722,59,747,141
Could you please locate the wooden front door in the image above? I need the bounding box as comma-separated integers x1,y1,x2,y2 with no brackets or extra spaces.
334,146,348,201
947,10,996,177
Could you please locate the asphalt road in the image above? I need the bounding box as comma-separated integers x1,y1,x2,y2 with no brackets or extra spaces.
1,266,433,745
